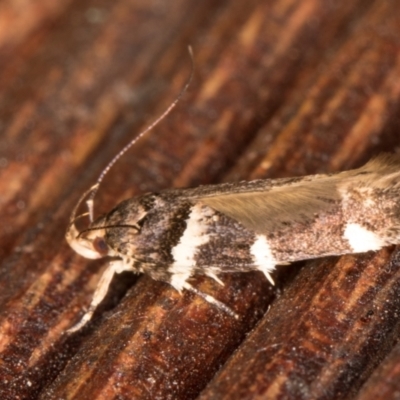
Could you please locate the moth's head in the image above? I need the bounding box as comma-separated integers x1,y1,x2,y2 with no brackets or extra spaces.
66,194,150,260
66,219,109,259
65,184,107,259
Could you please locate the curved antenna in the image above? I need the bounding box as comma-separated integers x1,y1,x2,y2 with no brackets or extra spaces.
67,183,96,229
86,46,194,221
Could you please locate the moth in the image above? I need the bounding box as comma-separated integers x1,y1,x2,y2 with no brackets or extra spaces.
66,52,400,332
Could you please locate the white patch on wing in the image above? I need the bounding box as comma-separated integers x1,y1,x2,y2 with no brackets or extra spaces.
344,222,385,252
170,204,213,291
250,234,277,285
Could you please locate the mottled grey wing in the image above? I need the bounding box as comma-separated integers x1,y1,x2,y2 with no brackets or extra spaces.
191,153,400,235
197,178,341,234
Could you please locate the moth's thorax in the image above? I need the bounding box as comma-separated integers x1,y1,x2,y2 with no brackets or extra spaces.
104,193,193,266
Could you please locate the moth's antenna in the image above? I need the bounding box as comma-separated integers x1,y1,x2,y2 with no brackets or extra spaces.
86,46,194,222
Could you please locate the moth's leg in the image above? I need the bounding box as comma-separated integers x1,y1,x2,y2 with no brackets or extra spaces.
170,272,238,319
258,268,275,285
182,281,239,319
67,259,132,333
205,270,225,286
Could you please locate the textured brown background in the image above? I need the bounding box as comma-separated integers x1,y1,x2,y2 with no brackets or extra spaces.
1,1,400,399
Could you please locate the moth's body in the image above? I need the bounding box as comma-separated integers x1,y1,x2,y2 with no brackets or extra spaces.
66,154,400,331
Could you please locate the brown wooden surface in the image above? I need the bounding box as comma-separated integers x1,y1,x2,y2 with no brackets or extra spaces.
1,1,400,399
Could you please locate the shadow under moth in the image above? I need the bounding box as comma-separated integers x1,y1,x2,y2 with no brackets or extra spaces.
65,53,400,332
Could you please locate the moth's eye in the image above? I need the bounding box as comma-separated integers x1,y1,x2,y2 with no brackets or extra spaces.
93,237,108,255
